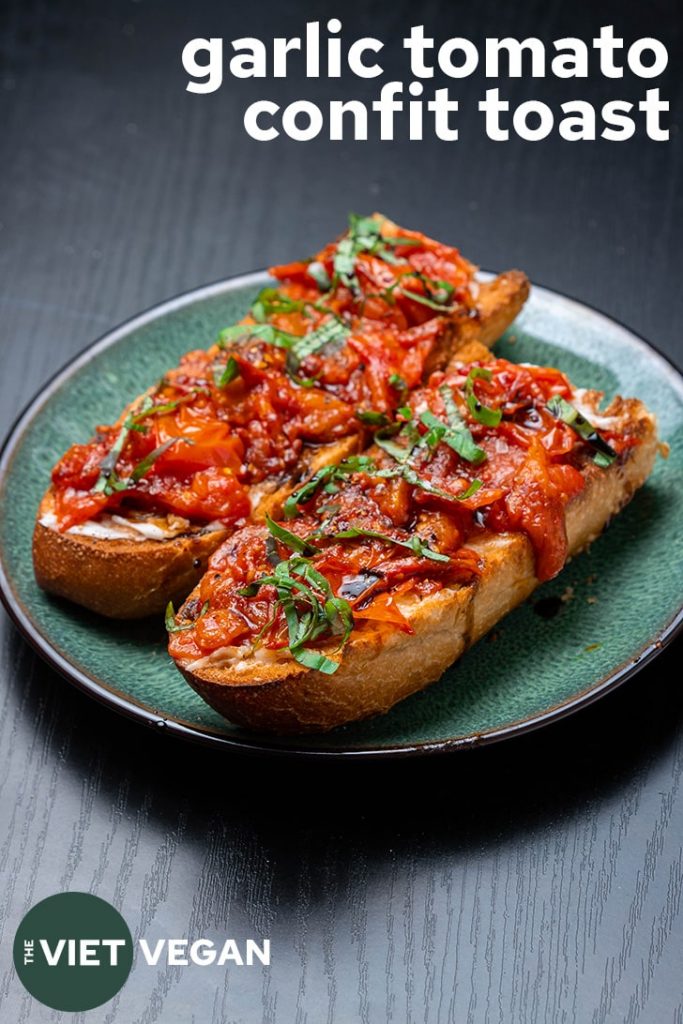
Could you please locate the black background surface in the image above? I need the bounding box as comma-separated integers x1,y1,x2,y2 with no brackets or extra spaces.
1,2,682,1021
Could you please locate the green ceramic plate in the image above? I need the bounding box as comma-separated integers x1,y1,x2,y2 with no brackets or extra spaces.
1,273,682,758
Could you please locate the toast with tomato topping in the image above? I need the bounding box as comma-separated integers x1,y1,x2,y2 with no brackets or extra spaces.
170,346,659,733
33,215,528,618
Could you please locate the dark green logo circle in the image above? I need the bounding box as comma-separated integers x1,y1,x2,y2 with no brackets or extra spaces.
13,892,133,1011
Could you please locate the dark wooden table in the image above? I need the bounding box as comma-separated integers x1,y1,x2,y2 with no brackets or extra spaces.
1,2,682,1021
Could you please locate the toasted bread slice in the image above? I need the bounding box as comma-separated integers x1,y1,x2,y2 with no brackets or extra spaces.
33,273,527,619
33,435,361,619
33,495,229,620
174,394,658,733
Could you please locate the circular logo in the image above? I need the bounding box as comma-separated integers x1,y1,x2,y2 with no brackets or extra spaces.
13,892,133,1011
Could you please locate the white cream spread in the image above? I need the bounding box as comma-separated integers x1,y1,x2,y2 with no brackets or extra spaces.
570,388,619,431
40,511,224,543
248,481,276,514
186,644,288,673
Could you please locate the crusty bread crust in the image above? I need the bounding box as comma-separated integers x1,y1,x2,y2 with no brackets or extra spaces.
32,511,227,620
175,397,658,733
454,271,530,350
32,270,529,618
31,436,361,620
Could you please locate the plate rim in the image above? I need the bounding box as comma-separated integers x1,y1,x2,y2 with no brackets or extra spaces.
1,270,682,760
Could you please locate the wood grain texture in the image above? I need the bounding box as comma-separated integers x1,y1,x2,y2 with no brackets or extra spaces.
0,1,682,1021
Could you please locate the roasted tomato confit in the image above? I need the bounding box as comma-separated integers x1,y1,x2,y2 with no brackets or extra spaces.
269,212,476,333
168,357,634,671
49,215,477,531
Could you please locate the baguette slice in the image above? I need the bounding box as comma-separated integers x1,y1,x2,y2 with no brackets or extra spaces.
32,435,361,619
174,393,658,734
33,271,528,619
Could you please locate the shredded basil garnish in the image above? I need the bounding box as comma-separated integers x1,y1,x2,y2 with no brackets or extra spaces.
237,554,351,674
374,423,414,463
332,214,420,293
357,410,390,427
419,410,448,451
377,464,482,503
547,396,617,467
128,391,207,428
399,288,453,312
93,391,205,495
327,526,451,564
216,323,299,349
307,261,331,290
129,437,185,483
287,316,350,367
214,356,240,388
216,316,349,374
437,384,488,463
265,515,320,556
372,407,484,501
92,421,133,494
283,457,376,519
251,288,310,323
465,368,503,427
376,396,485,468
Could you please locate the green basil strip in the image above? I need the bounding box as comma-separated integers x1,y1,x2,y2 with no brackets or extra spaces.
398,466,482,503
333,234,359,287
289,371,322,388
419,410,447,450
457,478,483,500
250,287,308,322
547,396,617,466
165,600,208,633
130,392,206,426
390,389,485,466
333,214,416,292
214,356,240,388
307,261,331,290
266,515,320,555
330,526,451,564
283,466,337,519
441,425,487,464
325,596,354,646
283,456,377,519
238,554,347,674
381,236,422,250
433,278,455,299
92,422,131,493
129,437,187,483
236,581,260,597
290,646,340,675
375,424,414,463
374,408,485,499
216,323,299,350
94,392,175,493
400,288,453,312
288,316,350,365
357,410,390,427
593,451,614,469
465,368,503,427
285,556,333,596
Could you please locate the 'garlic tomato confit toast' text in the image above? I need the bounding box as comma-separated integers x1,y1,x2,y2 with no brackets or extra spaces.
170,344,659,733
34,215,528,617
